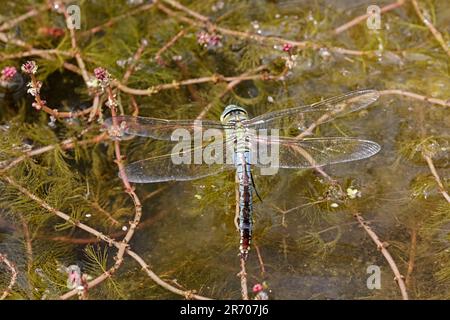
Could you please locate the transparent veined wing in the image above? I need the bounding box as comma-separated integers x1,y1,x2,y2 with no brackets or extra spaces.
249,135,380,169
103,115,233,140
243,90,379,131
120,138,236,183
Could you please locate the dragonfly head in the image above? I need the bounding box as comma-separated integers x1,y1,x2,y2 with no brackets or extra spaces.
220,105,248,123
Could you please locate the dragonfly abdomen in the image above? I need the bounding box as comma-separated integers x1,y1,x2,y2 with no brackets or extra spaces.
236,150,253,260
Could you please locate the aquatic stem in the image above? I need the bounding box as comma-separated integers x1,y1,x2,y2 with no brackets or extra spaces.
119,40,148,116
80,2,156,37
104,79,211,300
0,132,108,173
104,84,143,264
0,4,46,32
2,175,211,300
122,39,148,85
47,208,167,245
411,0,450,58
423,155,450,203
354,212,409,300
157,1,373,57
115,73,270,96
0,3,50,32
333,0,405,34
0,49,74,61
161,0,210,23
0,253,18,300
0,32,86,77
380,89,450,107
406,227,417,289
253,243,266,277
155,29,188,64
61,4,91,87
18,213,33,270
290,123,409,300
238,258,249,300
25,72,94,119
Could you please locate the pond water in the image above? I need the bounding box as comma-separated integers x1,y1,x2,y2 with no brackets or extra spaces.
0,0,449,300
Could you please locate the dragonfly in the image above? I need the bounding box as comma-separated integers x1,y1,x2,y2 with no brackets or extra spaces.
104,89,381,260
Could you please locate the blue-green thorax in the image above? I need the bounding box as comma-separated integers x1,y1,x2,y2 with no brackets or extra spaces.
221,105,250,153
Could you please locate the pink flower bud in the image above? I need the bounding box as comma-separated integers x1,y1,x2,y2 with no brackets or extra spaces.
1,66,17,81
21,61,38,75
252,283,263,293
94,67,112,86
282,43,293,52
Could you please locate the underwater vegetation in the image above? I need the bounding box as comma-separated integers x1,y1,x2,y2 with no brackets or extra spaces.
0,0,449,300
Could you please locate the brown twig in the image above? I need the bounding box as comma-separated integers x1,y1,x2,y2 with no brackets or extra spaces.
104,83,142,271
0,4,50,32
238,258,249,300
354,212,409,300
80,2,155,37
162,0,210,23
380,89,450,107
253,243,266,277
0,132,108,173
423,155,450,203
2,175,211,300
333,0,405,34
0,49,74,61
405,227,417,289
46,208,167,244
62,5,91,87
122,40,148,85
155,29,188,64
0,32,86,77
157,1,373,57
19,213,33,269
0,253,18,300
115,72,271,96
26,72,95,119
411,0,450,58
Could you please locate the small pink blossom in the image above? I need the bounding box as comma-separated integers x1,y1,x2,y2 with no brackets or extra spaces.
94,67,111,86
1,66,17,81
94,67,109,81
21,61,38,75
197,31,222,48
282,43,293,52
252,283,263,293
208,34,222,47
197,31,210,46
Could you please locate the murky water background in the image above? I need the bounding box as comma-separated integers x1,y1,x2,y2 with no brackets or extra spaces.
0,0,449,299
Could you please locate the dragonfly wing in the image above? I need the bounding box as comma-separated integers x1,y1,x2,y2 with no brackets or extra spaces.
250,136,380,169
121,139,236,183
243,90,379,131
103,115,231,140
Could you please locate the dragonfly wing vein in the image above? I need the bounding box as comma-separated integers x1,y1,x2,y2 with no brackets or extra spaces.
250,136,380,169
104,115,231,140
243,89,379,131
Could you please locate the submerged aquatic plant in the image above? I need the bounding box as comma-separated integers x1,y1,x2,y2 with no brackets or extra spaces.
0,0,449,301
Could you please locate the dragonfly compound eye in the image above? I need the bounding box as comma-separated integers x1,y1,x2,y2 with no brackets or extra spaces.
220,105,248,123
